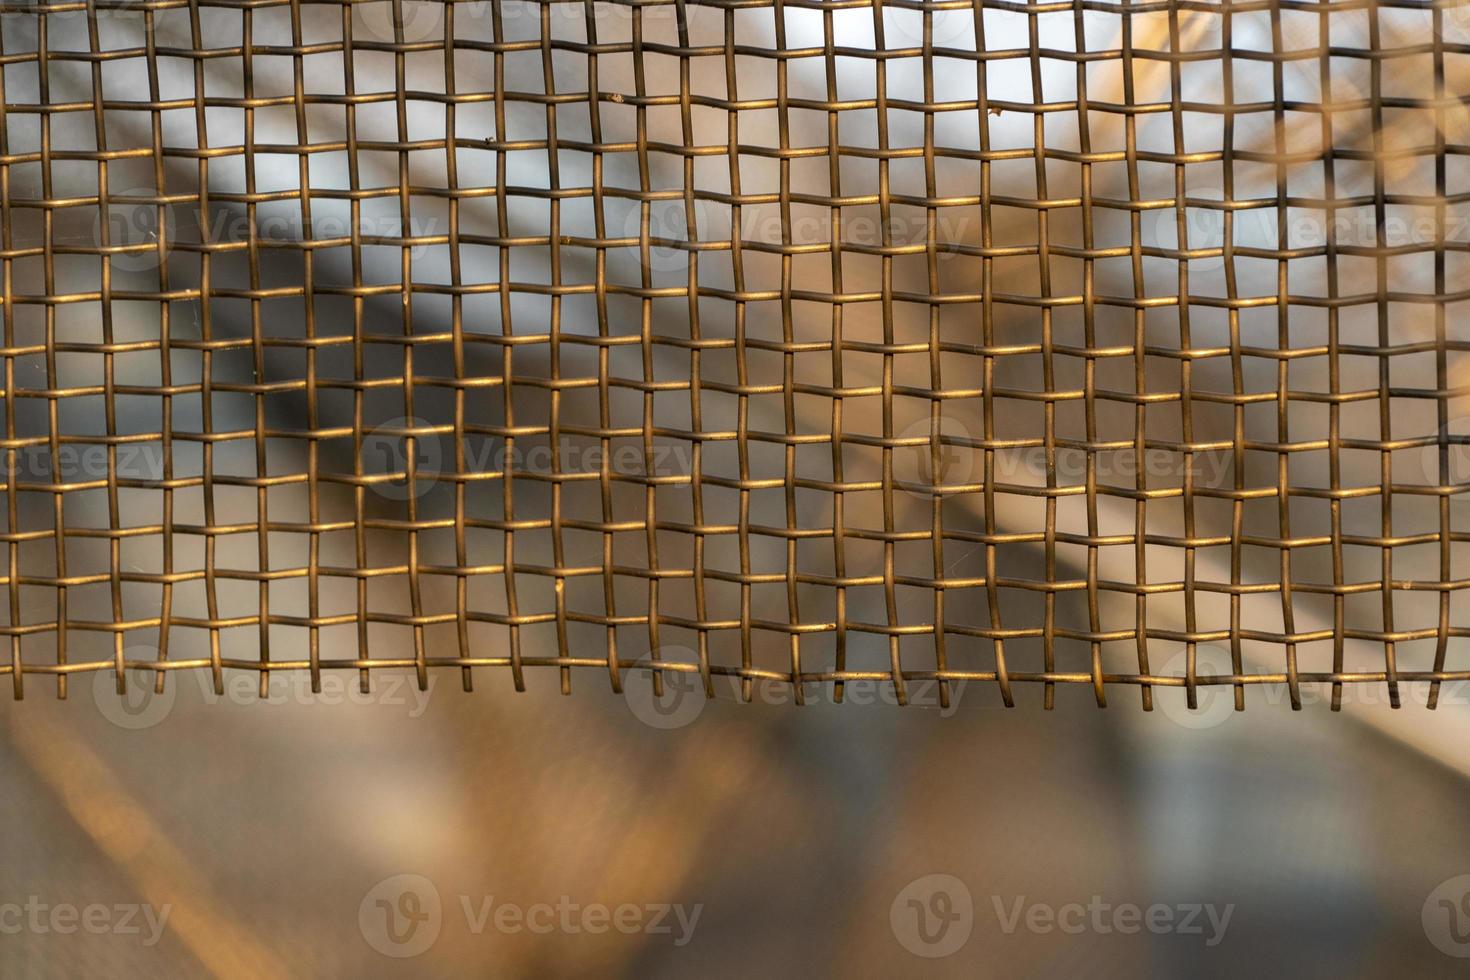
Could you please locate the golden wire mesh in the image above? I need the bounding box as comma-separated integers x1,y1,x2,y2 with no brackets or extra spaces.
2,0,1468,713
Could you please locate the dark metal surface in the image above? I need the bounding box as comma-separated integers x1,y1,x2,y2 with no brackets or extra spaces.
1,0,1466,712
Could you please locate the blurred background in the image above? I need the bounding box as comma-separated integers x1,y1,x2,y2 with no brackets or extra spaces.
5,677,1470,976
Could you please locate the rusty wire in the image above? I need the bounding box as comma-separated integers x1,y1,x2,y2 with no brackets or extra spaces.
1,0,1468,713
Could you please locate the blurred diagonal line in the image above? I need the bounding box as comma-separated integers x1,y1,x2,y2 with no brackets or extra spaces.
5,711,293,979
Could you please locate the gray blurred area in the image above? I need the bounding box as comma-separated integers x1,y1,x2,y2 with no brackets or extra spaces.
5,681,1470,977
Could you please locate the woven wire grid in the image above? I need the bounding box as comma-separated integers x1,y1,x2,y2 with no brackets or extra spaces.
0,0,1468,713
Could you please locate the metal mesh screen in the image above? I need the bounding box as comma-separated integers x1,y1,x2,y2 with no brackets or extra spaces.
3,0,1468,713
